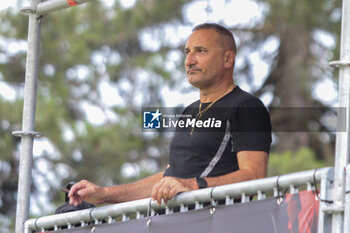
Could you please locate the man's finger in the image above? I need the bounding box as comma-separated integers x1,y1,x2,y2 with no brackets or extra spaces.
162,185,171,203
71,196,81,206
68,181,85,198
68,180,88,205
76,188,89,199
168,188,178,201
69,193,80,205
151,182,160,202
156,184,166,205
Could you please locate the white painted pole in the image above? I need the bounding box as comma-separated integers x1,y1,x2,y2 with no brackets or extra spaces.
14,0,42,232
330,0,350,232
15,0,94,232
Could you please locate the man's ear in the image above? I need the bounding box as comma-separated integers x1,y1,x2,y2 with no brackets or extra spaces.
224,50,235,68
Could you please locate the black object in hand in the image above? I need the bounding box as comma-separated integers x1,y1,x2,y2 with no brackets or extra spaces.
55,182,95,214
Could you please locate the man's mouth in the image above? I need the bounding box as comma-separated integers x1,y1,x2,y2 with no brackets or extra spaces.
187,68,201,74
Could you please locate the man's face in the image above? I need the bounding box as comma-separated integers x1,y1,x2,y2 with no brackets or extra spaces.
184,29,226,89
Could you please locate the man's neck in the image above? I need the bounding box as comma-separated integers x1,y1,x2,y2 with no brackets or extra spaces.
199,81,235,103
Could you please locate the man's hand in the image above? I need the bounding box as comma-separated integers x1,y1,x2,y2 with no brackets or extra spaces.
68,180,106,206
151,176,196,205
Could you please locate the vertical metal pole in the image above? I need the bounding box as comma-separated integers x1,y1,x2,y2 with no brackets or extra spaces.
318,174,334,233
14,0,42,232
330,0,350,232
344,164,350,233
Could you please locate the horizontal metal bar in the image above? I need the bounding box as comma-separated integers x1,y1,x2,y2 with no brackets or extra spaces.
322,205,345,214
329,60,350,67
24,167,334,232
36,0,93,16
12,130,42,138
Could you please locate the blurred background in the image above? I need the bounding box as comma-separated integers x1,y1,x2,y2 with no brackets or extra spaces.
0,0,342,231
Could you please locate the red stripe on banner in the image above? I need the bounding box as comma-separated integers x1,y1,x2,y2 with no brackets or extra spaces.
286,190,319,233
67,0,78,6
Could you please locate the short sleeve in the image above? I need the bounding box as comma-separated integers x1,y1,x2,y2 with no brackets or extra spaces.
231,98,272,153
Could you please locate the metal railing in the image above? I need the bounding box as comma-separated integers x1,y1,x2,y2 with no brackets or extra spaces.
24,167,334,233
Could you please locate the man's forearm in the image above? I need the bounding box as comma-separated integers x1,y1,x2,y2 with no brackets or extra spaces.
103,172,164,203
205,168,262,188
205,151,268,188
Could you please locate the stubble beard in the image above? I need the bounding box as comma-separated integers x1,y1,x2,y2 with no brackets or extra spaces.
187,69,209,88
188,74,205,89
187,70,218,90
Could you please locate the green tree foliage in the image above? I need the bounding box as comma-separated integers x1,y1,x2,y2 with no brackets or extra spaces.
268,147,332,177
0,99,22,220
243,0,342,159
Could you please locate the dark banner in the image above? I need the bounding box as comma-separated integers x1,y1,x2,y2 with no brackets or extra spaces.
48,191,319,233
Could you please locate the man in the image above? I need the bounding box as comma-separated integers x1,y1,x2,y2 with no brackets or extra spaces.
69,23,271,206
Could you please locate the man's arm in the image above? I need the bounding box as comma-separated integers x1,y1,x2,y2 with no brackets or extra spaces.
151,151,268,204
69,171,164,206
205,150,268,186
70,151,267,206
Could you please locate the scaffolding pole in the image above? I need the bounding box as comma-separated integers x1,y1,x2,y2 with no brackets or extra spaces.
13,0,42,232
344,164,350,232
329,0,350,232
14,0,92,232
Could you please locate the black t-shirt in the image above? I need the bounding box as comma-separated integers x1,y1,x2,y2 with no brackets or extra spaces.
164,86,271,178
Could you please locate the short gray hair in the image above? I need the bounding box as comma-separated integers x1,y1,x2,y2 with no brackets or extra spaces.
193,23,237,55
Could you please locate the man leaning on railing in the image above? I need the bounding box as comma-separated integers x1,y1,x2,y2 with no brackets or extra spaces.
69,23,272,207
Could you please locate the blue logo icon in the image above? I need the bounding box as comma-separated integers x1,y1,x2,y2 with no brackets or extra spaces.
143,109,162,129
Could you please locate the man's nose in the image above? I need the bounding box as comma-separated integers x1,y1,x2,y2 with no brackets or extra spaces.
185,52,197,67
